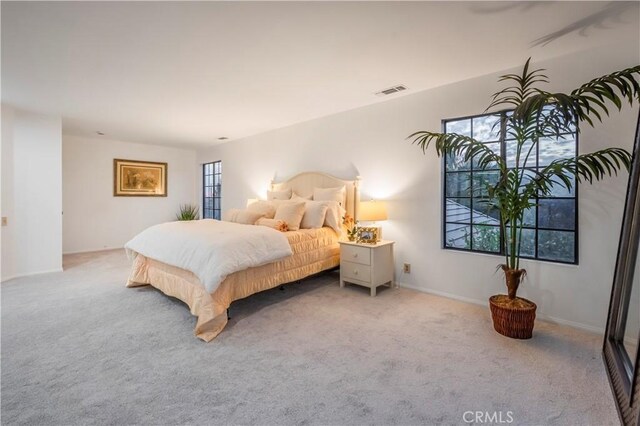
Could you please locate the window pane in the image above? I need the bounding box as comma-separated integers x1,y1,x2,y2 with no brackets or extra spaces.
523,202,536,227
506,227,536,258
472,115,501,142
472,199,500,224
445,224,471,249
506,140,537,168
446,198,471,223
472,142,500,170
205,175,213,186
538,199,575,230
538,230,575,262
472,225,500,252
214,198,220,210
539,136,576,166
446,119,471,137
205,163,213,174
446,173,471,197
472,171,500,197
446,150,471,172
542,175,575,198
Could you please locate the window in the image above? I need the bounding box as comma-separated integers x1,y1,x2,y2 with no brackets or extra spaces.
203,161,222,220
443,112,578,264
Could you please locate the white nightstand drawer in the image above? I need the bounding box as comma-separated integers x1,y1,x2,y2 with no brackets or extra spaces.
341,261,371,282
340,244,371,266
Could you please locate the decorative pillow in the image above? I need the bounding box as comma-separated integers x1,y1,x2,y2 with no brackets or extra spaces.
256,217,289,232
274,201,306,231
229,209,265,225
321,200,345,235
246,200,277,219
313,186,346,207
300,202,329,229
267,188,292,201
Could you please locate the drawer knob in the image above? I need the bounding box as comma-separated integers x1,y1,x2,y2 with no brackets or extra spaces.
354,269,358,275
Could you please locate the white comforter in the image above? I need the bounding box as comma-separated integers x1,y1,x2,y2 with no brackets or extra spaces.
125,219,293,293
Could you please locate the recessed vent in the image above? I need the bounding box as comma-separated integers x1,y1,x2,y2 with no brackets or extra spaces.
375,85,408,97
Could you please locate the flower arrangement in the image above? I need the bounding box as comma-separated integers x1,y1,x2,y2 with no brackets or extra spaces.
342,214,359,241
276,220,289,232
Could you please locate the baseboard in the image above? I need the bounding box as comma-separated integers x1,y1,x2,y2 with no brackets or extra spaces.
1,268,64,283
396,281,604,335
63,246,123,255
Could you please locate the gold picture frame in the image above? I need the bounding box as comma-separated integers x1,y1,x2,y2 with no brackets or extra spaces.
357,227,379,244
114,159,167,197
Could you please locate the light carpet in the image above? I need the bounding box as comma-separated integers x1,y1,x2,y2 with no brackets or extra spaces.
1,249,618,425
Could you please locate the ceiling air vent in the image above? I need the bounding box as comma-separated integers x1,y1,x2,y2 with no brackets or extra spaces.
375,85,408,97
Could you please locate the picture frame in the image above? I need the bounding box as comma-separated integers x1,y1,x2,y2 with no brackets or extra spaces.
113,159,167,197
357,227,379,244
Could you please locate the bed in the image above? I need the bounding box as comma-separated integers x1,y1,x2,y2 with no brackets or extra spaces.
126,171,360,342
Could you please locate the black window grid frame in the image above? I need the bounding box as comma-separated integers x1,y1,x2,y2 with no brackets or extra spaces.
441,110,579,265
203,161,222,220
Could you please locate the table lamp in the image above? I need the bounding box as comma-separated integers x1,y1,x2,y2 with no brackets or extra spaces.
358,200,388,242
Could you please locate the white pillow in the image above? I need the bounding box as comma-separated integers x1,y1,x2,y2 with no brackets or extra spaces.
246,200,277,219
300,202,328,229
227,209,264,225
267,188,292,201
291,192,312,201
313,186,346,208
274,201,306,231
324,201,345,235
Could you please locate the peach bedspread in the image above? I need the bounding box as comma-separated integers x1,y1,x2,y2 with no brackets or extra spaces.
127,227,339,341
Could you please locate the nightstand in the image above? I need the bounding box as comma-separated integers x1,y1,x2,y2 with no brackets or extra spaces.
339,240,395,296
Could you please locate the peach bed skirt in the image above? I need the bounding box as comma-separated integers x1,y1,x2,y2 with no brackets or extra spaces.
126,227,340,342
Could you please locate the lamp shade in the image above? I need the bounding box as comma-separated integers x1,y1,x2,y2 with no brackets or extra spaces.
359,200,388,221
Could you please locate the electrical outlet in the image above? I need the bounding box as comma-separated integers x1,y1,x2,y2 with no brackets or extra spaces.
403,263,411,273
1,217,7,226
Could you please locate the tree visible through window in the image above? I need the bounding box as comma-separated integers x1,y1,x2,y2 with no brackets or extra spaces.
443,112,578,264
203,161,222,220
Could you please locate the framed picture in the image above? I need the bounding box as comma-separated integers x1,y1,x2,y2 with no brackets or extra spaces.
358,227,379,244
114,159,167,197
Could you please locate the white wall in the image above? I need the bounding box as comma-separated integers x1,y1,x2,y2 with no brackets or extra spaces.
197,43,640,332
62,135,197,254
1,106,63,281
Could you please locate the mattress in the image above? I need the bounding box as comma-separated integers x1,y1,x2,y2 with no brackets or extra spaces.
126,227,340,341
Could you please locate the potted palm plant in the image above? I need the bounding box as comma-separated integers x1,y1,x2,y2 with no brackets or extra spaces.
409,59,640,339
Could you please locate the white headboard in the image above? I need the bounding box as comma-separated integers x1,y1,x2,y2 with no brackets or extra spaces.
271,172,361,219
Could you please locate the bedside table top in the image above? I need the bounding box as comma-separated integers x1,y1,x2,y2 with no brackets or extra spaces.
339,240,394,248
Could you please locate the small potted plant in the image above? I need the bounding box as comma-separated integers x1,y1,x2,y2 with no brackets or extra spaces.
176,204,200,221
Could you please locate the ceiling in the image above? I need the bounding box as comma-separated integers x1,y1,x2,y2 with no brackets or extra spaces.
2,1,638,148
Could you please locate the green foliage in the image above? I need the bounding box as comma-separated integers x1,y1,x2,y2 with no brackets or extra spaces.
409,58,639,275
176,204,200,221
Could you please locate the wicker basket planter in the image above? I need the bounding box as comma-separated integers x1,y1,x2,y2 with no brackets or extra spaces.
489,295,537,339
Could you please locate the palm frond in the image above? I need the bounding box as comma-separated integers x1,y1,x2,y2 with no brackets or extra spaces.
407,131,506,170
521,148,631,197
511,65,640,131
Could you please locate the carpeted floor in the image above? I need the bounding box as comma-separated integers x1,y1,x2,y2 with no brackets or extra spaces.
1,249,617,425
